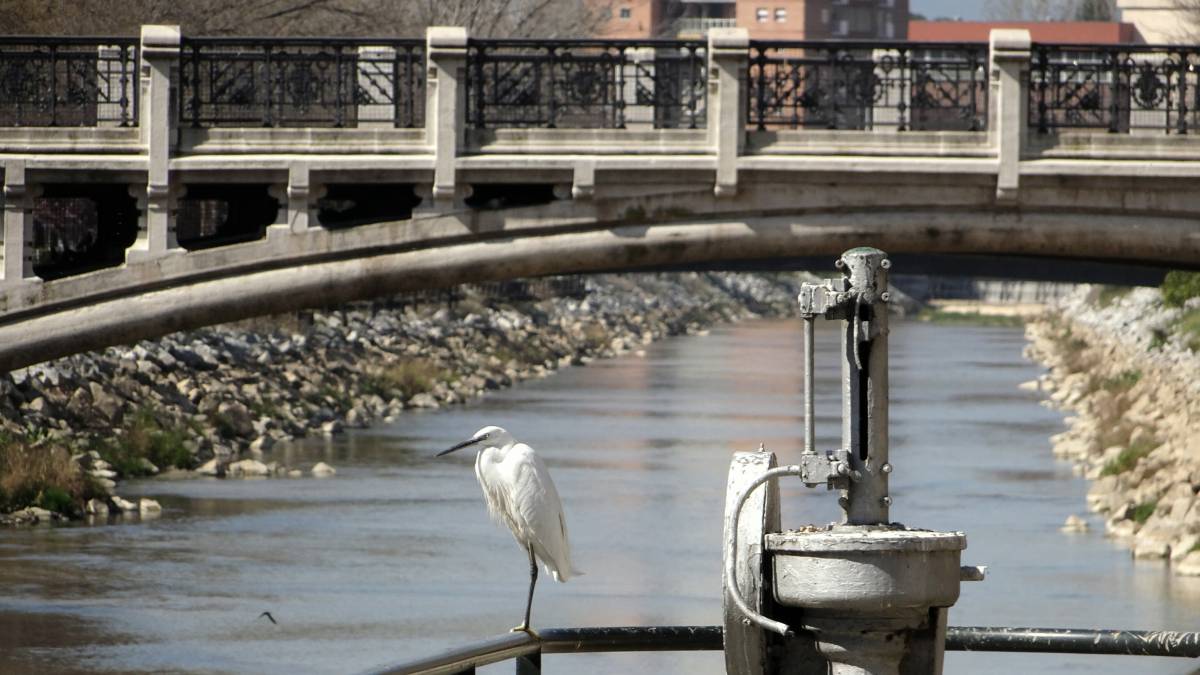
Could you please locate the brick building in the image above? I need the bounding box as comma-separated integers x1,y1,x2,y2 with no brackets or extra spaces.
600,0,909,40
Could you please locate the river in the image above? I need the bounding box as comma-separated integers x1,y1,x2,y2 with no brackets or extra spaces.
1,318,1198,675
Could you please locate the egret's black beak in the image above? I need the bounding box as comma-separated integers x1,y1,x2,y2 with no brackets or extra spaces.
437,437,482,457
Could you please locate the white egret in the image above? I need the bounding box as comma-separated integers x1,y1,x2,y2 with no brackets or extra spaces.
438,425,581,635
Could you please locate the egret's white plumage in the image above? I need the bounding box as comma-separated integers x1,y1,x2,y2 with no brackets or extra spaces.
438,425,580,632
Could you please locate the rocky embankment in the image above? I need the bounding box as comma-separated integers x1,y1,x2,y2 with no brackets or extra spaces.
0,272,814,524
1024,286,1200,576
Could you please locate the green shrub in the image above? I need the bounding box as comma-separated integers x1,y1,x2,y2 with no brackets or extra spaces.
1100,370,1141,392
37,486,74,514
1132,500,1158,525
96,407,194,476
1099,437,1156,477
1175,309,1200,353
1162,271,1200,307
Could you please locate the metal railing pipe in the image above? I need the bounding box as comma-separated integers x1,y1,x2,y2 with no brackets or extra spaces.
359,632,539,675
946,626,1200,658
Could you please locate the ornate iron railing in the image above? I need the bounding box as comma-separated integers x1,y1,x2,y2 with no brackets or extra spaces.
748,41,988,132
1029,43,1200,134
0,37,138,127
179,37,425,129
465,39,707,130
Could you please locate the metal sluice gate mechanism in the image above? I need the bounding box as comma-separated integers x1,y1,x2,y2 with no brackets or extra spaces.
723,247,982,675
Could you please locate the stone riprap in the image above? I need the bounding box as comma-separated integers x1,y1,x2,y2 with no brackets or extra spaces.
1024,286,1200,575
0,272,813,521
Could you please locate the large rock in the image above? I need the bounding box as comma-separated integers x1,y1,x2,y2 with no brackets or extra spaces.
216,401,255,438
227,459,270,477
311,462,337,477
1176,551,1200,576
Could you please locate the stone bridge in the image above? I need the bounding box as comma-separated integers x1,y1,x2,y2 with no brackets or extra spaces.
0,26,1198,370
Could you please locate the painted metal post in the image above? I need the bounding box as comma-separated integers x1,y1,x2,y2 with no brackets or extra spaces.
839,248,891,526
425,26,468,210
707,28,748,198
726,248,977,675
989,29,1031,204
128,24,181,261
1,160,38,285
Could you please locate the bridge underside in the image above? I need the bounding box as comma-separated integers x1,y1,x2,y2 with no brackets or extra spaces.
1,171,1197,372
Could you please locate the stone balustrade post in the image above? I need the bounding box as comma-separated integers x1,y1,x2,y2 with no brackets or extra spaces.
2,161,39,285
425,26,468,210
129,24,181,261
708,28,749,198
270,165,326,233
989,29,1031,204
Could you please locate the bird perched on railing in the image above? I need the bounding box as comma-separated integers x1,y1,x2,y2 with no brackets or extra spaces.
439,425,581,635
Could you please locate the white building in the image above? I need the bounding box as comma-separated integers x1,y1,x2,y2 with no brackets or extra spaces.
1117,0,1200,43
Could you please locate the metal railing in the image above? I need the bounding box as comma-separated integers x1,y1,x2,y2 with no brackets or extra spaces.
0,37,138,127
179,37,425,128
359,624,1200,675
465,39,707,130
1030,43,1200,135
748,41,989,132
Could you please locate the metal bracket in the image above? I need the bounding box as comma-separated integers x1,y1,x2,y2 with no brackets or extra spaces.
797,448,851,490
797,277,851,320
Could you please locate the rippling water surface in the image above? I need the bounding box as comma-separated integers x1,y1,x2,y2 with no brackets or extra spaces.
1,318,1198,674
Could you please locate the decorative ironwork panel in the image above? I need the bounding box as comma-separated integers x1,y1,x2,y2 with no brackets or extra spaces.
466,39,706,129
748,42,987,132
180,38,424,128
1029,44,1200,134
0,38,137,127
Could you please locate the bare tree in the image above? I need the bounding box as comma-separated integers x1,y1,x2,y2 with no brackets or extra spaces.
0,0,611,37
983,0,1078,21
1171,0,1200,40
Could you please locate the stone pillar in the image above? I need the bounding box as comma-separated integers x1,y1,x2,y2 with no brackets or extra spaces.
2,161,38,285
425,26,468,210
271,165,325,233
708,28,749,198
989,29,1031,204
129,24,181,261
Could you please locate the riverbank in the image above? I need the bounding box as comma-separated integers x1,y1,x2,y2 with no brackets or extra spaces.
0,272,815,524
1023,284,1200,576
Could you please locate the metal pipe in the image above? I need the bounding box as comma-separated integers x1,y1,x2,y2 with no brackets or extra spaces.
358,632,538,675
803,316,815,456
724,465,805,637
357,625,1200,675
946,626,1200,658
541,626,724,652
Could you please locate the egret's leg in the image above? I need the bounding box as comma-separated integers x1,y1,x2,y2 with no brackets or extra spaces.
511,545,539,637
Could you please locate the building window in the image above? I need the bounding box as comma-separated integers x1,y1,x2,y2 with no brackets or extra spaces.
775,8,787,22
885,19,894,38
821,8,830,24
619,7,631,18
756,8,769,22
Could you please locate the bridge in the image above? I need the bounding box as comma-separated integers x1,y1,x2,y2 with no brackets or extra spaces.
0,26,1199,370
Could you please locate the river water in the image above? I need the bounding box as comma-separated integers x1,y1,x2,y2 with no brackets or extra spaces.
2,318,1198,675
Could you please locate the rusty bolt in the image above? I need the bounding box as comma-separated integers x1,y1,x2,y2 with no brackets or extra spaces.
834,258,845,269
880,259,891,269
881,462,893,474
880,292,891,303
881,496,893,507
